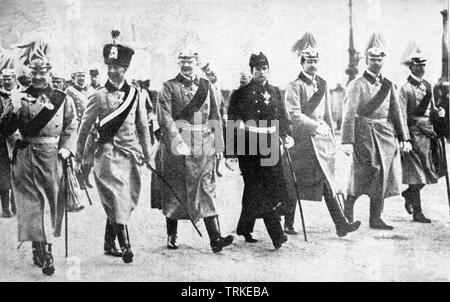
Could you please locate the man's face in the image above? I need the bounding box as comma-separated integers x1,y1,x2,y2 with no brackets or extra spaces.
107,64,127,84
252,65,269,84
52,78,65,90
90,75,99,86
366,57,384,74
302,58,319,76
240,74,251,87
410,63,426,79
178,58,198,78
2,77,16,91
30,69,50,89
73,73,86,87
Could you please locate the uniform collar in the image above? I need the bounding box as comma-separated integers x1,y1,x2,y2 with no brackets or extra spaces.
408,74,423,87
73,83,89,92
363,69,383,85
176,73,199,86
25,84,54,99
105,79,128,92
298,71,316,85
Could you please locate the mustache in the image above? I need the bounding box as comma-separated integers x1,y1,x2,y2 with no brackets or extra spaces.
181,66,193,71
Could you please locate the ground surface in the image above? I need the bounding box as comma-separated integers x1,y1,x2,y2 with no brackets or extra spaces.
1,144,449,282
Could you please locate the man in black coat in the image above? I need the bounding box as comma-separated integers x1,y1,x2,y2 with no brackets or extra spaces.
227,52,293,249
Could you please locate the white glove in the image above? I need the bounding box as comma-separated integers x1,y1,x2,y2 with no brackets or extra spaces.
400,141,412,153
58,148,71,159
175,142,190,156
341,144,354,156
283,135,294,149
314,121,329,136
438,107,446,118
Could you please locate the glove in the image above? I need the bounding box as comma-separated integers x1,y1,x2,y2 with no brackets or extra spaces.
400,141,412,153
175,142,190,156
438,107,446,118
341,144,354,156
58,148,71,159
283,135,294,149
314,121,329,136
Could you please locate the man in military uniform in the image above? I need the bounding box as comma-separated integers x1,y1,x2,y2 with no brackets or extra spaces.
51,72,66,91
227,52,291,249
0,68,18,218
342,33,411,230
399,42,446,223
154,50,233,253
66,67,94,128
89,69,101,90
75,31,152,263
202,63,227,176
284,33,361,237
0,58,77,276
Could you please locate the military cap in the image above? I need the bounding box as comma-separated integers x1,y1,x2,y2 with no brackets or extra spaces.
29,57,52,72
365,33,386,58
292,32,319,59
1,68,16,79
249,52,269,69
401,41,426,66
103,30,135,67
89,69,99,76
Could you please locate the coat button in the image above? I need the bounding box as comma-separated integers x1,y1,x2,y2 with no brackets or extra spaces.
31,113,35,116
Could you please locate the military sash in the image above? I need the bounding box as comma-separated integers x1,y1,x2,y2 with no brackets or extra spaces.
98,82,137,144
357,72,392,117
298,73,327,116
407,76,433,116
19,89,66,137
175,77,210,121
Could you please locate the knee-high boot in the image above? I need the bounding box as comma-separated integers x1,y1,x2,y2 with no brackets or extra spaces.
166,217,178,249
114,223,133,263
104,219,122,257
204,216,233,253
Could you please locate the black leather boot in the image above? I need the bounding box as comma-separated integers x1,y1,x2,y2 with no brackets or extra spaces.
32,241,44,267
343,195,357,222
104,219,122,257
115,223,133,263
204,216,233,253
401,189,414,215
1,190,12,218
336,221,362,237
166,217,178,249
412,190,431,223
41,243,55,276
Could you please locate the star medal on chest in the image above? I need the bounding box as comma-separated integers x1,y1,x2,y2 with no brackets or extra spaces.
419,82,427,94
108,91,124,108
262,91,271,105
39,94,54,110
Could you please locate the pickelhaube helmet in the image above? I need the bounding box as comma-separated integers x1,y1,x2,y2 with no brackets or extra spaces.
401,40,426,66
292,32,319,59
29,57,52,72
365,33,387,58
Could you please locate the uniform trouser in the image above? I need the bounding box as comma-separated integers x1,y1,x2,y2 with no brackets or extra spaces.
1,190,9,210
285,181,347,228
236,210,284,242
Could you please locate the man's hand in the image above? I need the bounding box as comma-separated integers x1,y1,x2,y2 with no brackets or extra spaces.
314,121,329,137
438,107,446,118
341,144,354,156
175,142,190,156
400,141,412,153
283,135,294,149
58,148,71,159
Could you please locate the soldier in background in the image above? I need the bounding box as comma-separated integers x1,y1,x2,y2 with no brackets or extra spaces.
399,42,446,223
51,73,66,91
90,69,101,90
0,68,18,218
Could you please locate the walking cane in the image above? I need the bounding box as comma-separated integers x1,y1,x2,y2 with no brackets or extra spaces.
280,139,308,241
440,136,450,216
64,158,69,257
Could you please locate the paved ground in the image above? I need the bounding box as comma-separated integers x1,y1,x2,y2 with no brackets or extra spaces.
1,144,449,282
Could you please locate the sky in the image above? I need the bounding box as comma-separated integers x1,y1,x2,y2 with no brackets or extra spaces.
0,0,448,90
